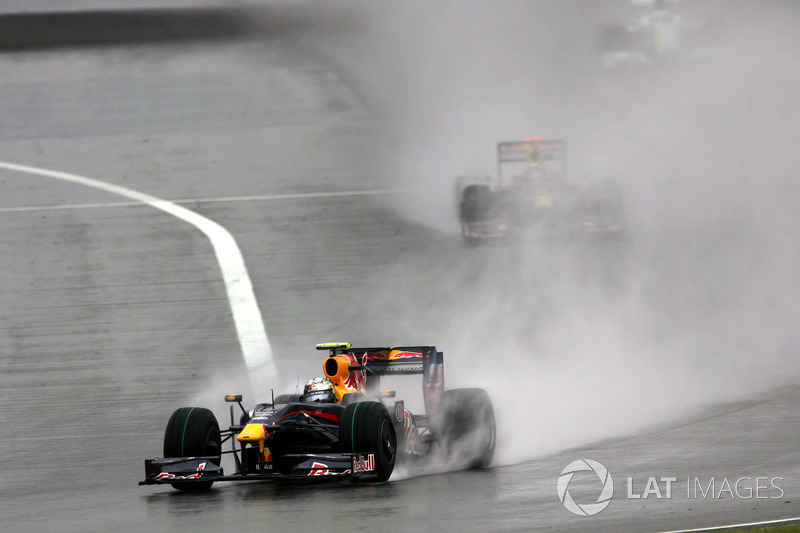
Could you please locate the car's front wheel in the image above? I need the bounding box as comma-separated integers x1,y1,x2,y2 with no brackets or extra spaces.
339,401,396,482
163,407,221,491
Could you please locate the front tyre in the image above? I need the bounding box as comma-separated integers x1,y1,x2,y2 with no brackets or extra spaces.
435,388,496,469
339,402,396,482
163,407,221,491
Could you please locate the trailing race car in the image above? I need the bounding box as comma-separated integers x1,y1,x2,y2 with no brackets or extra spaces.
600,0,723,70
140,343,496,490
456,139,626,244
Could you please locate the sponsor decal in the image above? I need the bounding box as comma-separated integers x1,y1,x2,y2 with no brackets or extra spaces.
394,402,404,423
381,364,423,373
389,351,422,359
424,363,444,412
403,410,421,454
251,409,275,421
353,454,376,474
155,461,207,481
309,462,332,476
308,462,349,476
424,363,443,389
278,410,340,423
353,351,389,362
342,353,366,392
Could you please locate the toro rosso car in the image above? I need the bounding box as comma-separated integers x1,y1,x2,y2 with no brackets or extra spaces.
140,343,496,490
456,139,626,244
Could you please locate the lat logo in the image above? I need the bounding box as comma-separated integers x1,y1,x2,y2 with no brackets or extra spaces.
558,459,613,516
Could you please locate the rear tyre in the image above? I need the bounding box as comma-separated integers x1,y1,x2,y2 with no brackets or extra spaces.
339,402,396,482
435,388,496,469
163,407,221,491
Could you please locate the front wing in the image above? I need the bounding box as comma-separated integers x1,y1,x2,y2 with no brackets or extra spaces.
139,452,380,486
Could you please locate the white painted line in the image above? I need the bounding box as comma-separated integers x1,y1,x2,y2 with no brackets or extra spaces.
0,161,277,392
655,515,800,533
0,188,402,214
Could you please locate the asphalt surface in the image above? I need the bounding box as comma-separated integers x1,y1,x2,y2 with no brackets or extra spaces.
1,3,800,532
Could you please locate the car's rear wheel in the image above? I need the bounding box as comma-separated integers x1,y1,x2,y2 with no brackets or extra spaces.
435,388,496,469
339,401,396,482
163,407,221,491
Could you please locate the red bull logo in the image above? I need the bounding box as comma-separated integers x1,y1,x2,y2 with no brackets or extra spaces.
309,461,350,476
155,462,206,481
309,462,334,476
389,350,422,359
352,454,375,473
341,353,366,392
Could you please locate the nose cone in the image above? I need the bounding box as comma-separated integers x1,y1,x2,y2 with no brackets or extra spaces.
237,423,266,442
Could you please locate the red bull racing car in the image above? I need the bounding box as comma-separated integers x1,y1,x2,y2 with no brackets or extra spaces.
456,139,626,244
140,343,496,490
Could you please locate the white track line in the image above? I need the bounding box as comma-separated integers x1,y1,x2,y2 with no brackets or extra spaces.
655,515,800,532
0,188,401,214
0,161,277,392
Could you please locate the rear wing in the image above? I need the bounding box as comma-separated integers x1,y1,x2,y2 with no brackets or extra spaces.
349,346,445,417
348,346,426,375
497,139,566,186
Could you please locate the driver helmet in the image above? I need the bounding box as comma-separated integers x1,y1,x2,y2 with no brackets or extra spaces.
302,377,336,403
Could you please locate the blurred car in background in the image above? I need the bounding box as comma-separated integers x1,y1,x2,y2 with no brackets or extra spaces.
600,0,725,70
456,139,626,245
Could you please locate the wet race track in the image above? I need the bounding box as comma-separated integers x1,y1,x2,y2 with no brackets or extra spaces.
1,2,800,532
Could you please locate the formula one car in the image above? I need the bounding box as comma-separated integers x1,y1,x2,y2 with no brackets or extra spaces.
600,0,723,70
456,139,625,244
140,343,495,490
